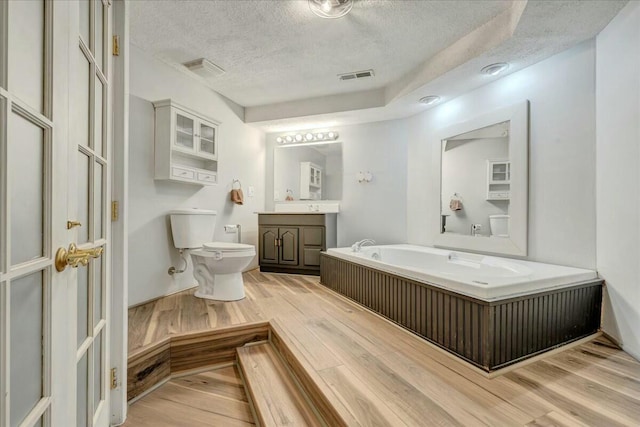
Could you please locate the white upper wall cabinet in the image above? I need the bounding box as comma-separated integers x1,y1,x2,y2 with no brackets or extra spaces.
153,99,219,185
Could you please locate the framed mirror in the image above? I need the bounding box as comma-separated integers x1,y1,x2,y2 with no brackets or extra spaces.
433,101,529,256
273,141,343,201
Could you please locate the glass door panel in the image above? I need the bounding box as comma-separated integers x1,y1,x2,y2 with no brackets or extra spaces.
77,151,91,244
9,110,45,265
95,0,104,71
199,123,216,157
10,271,44,427
175,113,195,150
93,253,103,327
78,47,91,148
77,264,89,348
77,352,89,427
8,0,45,113
94,163,104,239
92,331,103,412
79,0,90,46
94,78,103,156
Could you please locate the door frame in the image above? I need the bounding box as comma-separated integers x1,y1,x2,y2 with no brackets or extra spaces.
109,0,129,424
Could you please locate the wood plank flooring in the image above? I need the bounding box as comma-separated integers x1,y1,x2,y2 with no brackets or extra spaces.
123,365,255,427
237,343,323,426
127,270,640,426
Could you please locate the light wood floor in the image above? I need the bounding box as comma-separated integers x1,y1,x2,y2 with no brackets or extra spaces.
123,365,254,427
127,270,640,426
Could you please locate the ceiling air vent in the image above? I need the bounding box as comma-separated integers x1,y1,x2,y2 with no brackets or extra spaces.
338,69,374,81
182,58,225,79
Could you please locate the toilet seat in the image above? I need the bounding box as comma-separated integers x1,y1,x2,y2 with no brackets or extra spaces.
192,242,256,258
203,242,254,251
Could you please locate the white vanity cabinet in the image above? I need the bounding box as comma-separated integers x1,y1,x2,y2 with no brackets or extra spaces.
153,99,219,185
300,162,322,200
486,160,510,200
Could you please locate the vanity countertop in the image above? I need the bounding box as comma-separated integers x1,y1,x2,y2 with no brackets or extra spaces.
254,212,336,215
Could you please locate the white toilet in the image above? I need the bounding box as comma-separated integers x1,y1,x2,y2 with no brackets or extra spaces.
489,214,510,237
169,208,256,301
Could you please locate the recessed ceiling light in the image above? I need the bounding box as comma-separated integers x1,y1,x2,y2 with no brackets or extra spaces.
419,95,441,106
481,62,510,76
309,0,353,19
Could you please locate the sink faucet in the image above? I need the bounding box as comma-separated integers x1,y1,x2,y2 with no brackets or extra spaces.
352,239,376,252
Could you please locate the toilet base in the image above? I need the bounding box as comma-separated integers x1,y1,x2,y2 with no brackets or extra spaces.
194,272,246,301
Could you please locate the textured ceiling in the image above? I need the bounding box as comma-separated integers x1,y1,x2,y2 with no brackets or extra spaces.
129,0,628,130
130,0,511,106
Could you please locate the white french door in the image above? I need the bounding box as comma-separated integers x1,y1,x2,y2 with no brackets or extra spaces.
0,1,112,426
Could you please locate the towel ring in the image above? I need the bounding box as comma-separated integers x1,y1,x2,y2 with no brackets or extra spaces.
232,179,242,190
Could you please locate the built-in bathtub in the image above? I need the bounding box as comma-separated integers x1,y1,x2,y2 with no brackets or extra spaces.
320,244,603,371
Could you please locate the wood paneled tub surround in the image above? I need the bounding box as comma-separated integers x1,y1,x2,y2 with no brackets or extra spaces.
320,245,603,372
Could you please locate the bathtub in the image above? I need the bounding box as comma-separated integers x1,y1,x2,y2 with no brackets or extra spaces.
320,244,602,371
326,244,597,301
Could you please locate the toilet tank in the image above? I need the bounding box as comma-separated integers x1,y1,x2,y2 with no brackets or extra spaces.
169,208,217,249
489,214,510,237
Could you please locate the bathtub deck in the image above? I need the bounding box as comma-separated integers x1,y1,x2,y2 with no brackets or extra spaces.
127,270,640,426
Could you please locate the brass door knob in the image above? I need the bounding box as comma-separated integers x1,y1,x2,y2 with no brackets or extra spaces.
55,243,103,272
67,220,82,229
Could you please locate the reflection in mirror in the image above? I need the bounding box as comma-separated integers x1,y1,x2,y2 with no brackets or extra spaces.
274,142,342,201
441,121,510,238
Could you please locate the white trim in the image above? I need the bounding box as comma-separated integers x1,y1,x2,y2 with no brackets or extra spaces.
0,279,7,427
0,96,6,276
433,101,529,257
0,0,7,90
109,0,129,424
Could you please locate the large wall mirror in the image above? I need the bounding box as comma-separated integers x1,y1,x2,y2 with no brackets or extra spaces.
274,141,343,201
434,101,529,256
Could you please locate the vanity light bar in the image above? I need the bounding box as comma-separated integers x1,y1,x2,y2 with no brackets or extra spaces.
276,131,339,144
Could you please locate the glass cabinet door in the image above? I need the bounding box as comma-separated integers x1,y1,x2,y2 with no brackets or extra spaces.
175,113,195,150
490,162,510,182
199,122,216,158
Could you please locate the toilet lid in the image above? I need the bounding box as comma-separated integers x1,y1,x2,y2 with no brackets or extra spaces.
203,242,254,252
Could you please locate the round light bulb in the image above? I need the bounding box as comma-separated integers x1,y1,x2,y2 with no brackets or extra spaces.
285,135,293,143
305,133,314,141
308,0,353,19
295,134,303,142
276,136,283,144
327,131,336,139
316,133,325,140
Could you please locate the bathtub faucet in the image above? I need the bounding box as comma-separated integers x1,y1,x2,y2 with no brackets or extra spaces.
352,239,376,252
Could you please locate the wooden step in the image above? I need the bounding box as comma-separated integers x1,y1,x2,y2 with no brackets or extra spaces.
237,343,324,427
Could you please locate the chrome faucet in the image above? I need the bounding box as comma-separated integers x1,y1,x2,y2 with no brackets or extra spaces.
352,239,376,252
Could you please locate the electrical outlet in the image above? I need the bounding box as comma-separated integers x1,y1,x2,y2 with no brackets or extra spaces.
248,186,255,197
